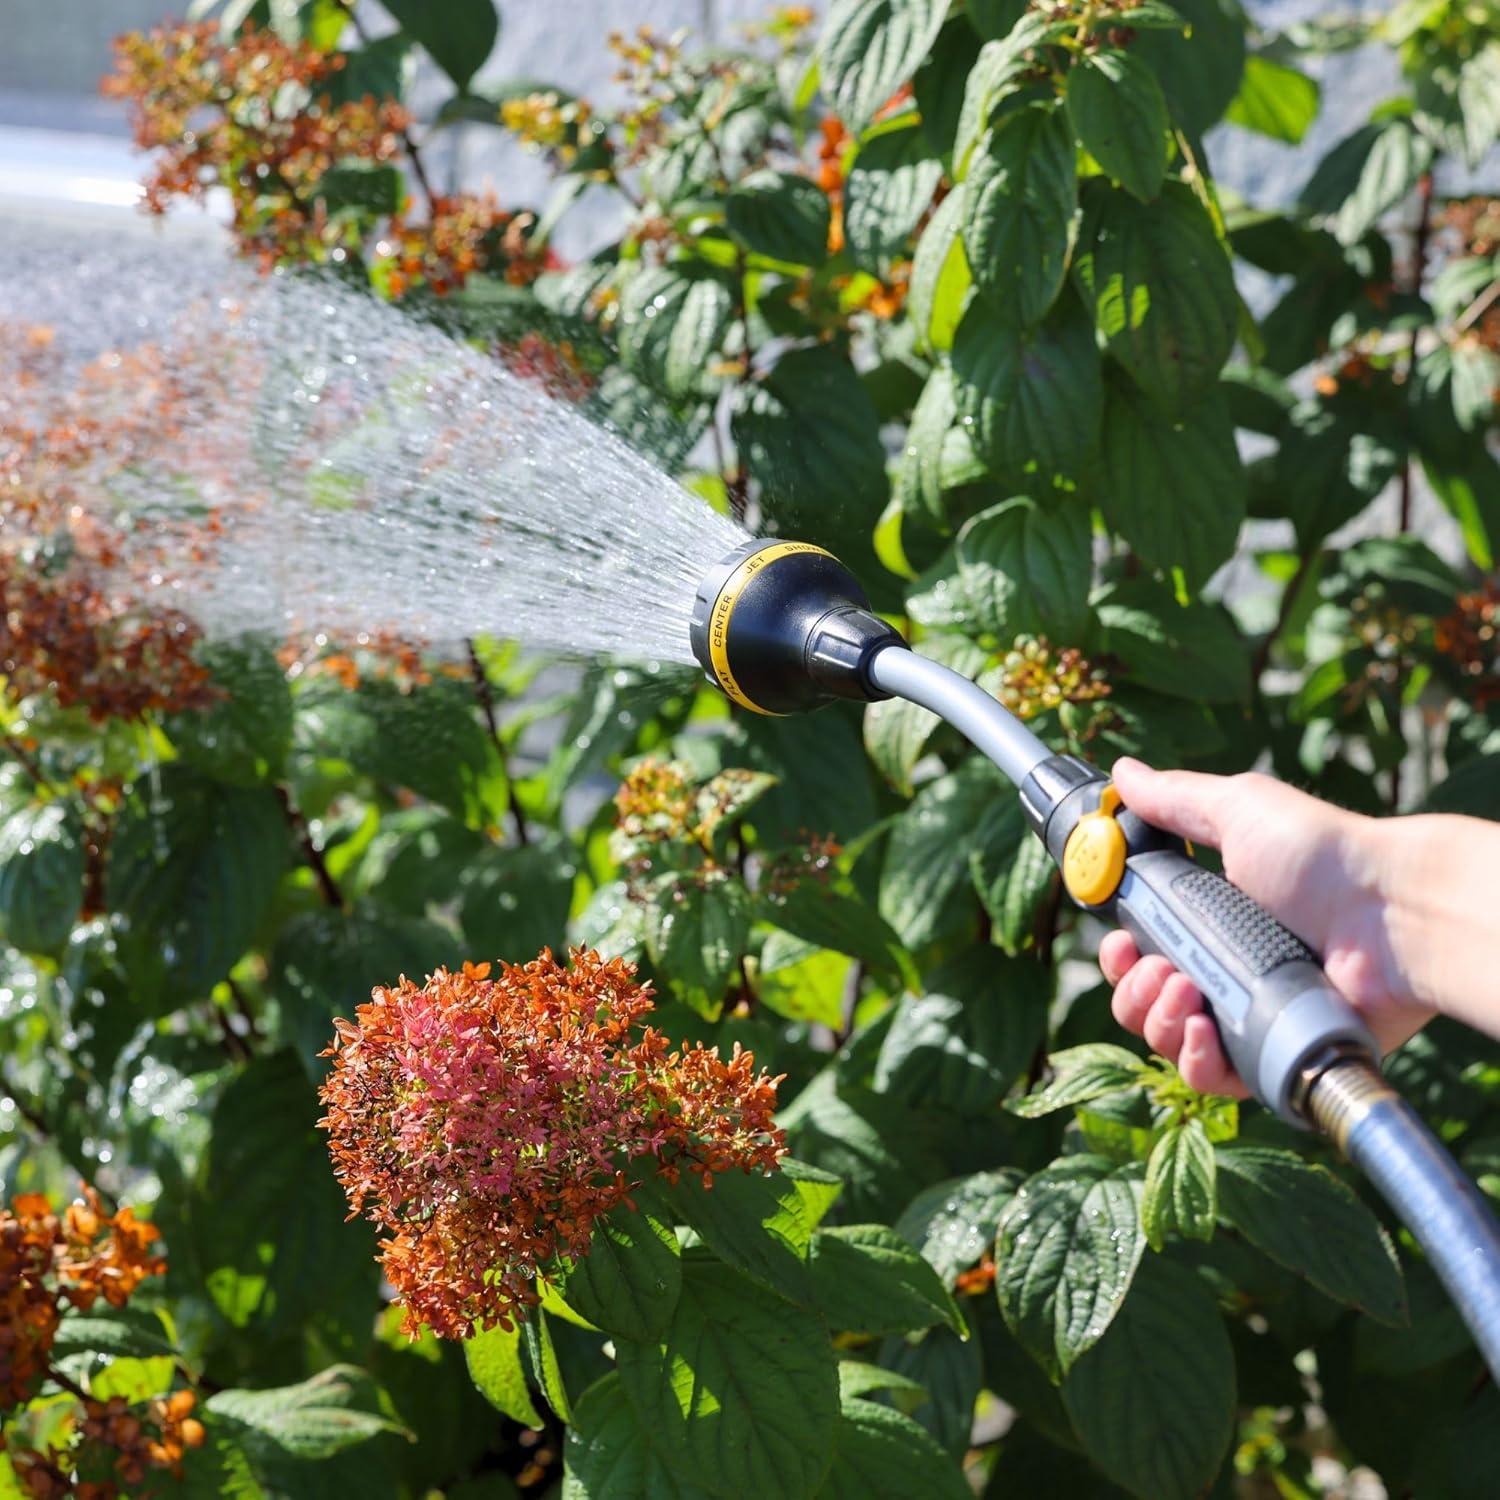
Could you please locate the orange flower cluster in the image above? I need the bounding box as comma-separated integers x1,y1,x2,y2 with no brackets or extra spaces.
0,1188,165,1411
378,196,551,298
319,950,784,1339
1436,583,1500,707
995,635,1111,721
104,22,408,270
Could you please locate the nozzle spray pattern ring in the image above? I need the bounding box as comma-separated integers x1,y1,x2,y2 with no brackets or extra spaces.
689,538,903,715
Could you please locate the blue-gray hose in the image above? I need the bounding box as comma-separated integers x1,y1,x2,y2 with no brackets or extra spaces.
1306,1060,1500,1379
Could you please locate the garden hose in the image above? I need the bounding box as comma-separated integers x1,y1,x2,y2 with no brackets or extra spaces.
689,537,1500,1377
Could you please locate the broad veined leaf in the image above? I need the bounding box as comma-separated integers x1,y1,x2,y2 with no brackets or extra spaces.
909,187,972,354
1072,179,1238,415
893,365,968,529
725,169,831,266
913,16,983,160
556,1200,682,1344
1299,117,1433,247
207,1366,408,1460
953,14,1064,171
758,878,915,987
950,293,1103,484
955,494,1094,640
819,0,950,133
523,1310,572,1421
1093,578,1251,702
876,1320,981,1457
846,117,944,274
464,1321,544,1428
51,1307,178,1362
459,836,578,966
1215,1146,1407,1323
820,1395,972,1500
615,1258,839,1500
1275,390,1403,548
963,105,1078,327
0,800,83,955
969,797,1058,956
165,638,292,786
895,1169,1025,1287
878,755,1006,948
874,948,1050,1113
1140,1116,1216,1249
1100,377,1246,589
994,1154,1146,1376
1224,53,1321,143
1062,1255,1236,1500
618,266,735,399
563,1372,714,1500
1065,48,1170,202
864,634,989,795
109,769,286,1002
1131,0,1245,135
782,1156,844,1229
1008,1042,1149,1117
380,0,495,89
654,1168,814,1305
809,1224,966,1336
643,872,751,1020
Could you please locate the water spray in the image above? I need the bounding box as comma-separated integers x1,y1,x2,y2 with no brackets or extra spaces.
691,537,1500,1376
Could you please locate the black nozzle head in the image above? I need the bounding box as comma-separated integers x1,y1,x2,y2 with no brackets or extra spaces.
688,539,903,715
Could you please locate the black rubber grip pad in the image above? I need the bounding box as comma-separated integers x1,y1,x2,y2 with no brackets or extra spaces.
1171,868,1316,976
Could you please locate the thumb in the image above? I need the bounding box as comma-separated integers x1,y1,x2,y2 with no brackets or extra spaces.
1111,757,1233,850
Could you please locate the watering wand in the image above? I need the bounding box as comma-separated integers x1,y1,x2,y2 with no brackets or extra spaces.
689,538,1500,1376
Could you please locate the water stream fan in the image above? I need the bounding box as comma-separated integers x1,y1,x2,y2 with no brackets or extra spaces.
691,537,1500,1378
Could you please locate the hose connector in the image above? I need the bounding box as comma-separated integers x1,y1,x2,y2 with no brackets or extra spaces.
689,539,902,715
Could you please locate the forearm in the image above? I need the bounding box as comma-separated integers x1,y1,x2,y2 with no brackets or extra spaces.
1376,813,1500,1037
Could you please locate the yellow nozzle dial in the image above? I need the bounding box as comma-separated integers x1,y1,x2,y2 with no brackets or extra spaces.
1062,783,1127,907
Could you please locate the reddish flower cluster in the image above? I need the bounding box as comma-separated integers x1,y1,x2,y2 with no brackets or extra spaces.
1436,583,1500,708
104,22,408,270
0,1188,165,1410
319,950,784,1339
498,334,597,403
378,195,552,298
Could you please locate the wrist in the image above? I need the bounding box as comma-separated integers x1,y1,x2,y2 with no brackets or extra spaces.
1364,813,1464,1019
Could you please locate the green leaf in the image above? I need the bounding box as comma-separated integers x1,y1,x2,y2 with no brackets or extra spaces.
1100,378,1246,589
193,1050,379,1348
819,0,949,133
951,293,1103,484
618,267,734,399
758,879,915,987
563,1372,714,1499
731,346,889,549
810,1224,966,1336
1065,49,1170,202
1299,117,1433,247
460,837,578,965
864,634,989,795
725,169,830,266
1062,1256,1236,1500
109,770,285,1001
1131,0,1245,135
207,1366,408,1460
995,1155,1146,1376
783,1156,844,1228
1140,1116,1216,1249
968,799,1057,956
0,800,83,955
464,1322,544,1428
879,756,1005,948
380,0,496,90
874,949,1049,1113
1009,1043,1150,1117
1452,342,1500,432
1094,578,1251,702
556,1201,682,1345
51,1308,177,1362
1275,391,1403,549
955,495,1094,640
820,1395,972,1500
165,639,292,785
523,1311,572,1421
837,1360,928,1402
953,15,1061,171
909,186,972,353
615,1258,838,1500
1224,54,1321,143
643,873,751,1020
654,1168,814,1306
1215,1147,1407,1323
1423,754,1500,819
1073,179,1238,415
270,905,456,1072
967,0,1029,39
896,1169,1024,1287
846,118,944,274
876,1320,980,1457
963,105,1078,327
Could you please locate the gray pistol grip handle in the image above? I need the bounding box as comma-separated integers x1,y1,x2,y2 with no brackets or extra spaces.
1112,849,1377,1123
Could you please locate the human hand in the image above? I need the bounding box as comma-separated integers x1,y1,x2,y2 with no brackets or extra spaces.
1096,758,1435,1096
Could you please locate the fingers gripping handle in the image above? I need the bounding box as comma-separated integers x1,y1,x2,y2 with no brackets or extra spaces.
1112,851,1377,1122
1020,754,1378,1124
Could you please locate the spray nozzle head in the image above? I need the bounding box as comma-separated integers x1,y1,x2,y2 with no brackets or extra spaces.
688,539,903,715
